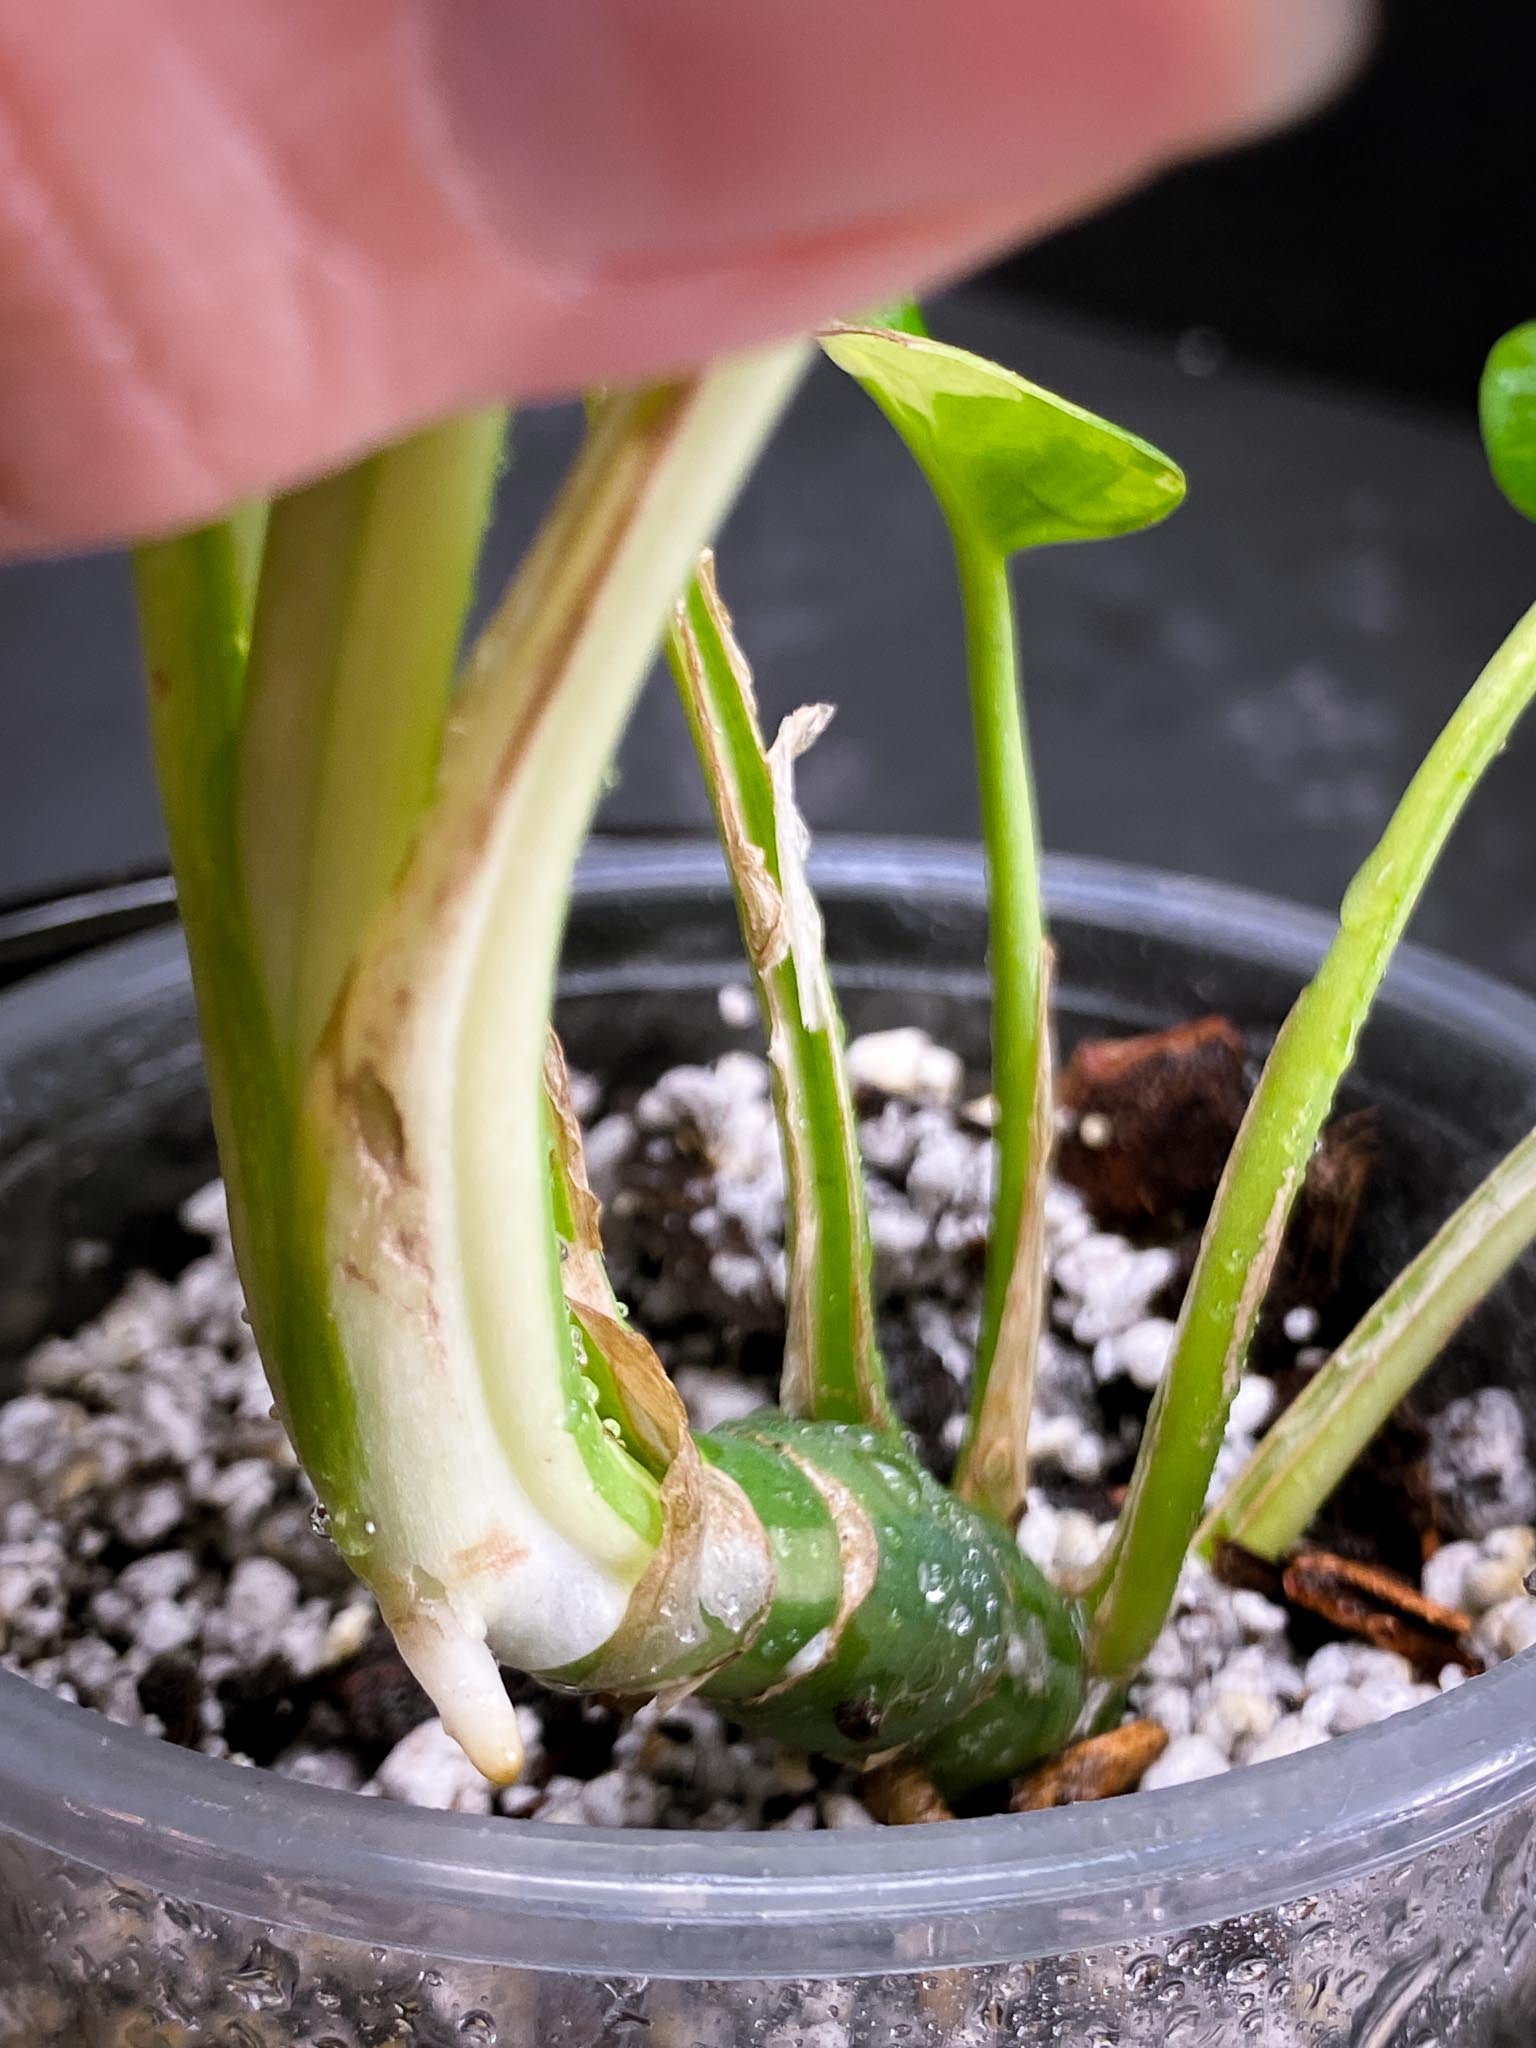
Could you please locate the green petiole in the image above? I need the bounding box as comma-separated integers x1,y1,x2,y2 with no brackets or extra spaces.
1090,597,1536,1679
822,322,1182,1525
667,555,891,1431
1204,1123,1536,1562
947,518,1052,1522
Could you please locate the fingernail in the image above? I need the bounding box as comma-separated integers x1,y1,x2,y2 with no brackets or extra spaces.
418,0,676,270
1238,0,1376,135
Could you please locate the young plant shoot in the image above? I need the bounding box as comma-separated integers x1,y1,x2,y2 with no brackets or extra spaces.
663,547,1083,1790
136,301,1536,1807
821,323,1184,1524
1087,319,1536,1675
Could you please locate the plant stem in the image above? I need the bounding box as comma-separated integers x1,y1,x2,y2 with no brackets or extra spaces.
667,556,891,1429
699,1413,1085,1793
134,505,270,1266
950,521,1052,1525
237,412,507,1084
1204,1124,1536,1560
306,352,808,1765
1089,598,1536,1679
139,423,510,1693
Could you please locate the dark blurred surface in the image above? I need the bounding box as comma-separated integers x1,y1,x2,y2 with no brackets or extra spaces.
1,3,1533,986
1003,0,1536,409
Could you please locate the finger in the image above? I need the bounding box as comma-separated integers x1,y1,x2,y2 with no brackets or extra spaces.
0,0,1369,553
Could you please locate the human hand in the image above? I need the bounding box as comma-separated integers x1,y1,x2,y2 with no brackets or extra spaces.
0,0,1368,553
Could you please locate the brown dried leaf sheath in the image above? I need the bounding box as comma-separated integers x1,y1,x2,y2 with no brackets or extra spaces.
1009,1720,1169,1811
545,1031,687,1472
544,1030,776,1693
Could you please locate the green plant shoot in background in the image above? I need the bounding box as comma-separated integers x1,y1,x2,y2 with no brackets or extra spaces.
133,306,1536,1800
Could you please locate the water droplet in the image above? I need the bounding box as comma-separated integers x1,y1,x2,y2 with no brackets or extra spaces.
602,1416,622,1438
458,2011,498,2044
308,1503,333,1540
1225,1955,1268,1987
945,1600,976,1638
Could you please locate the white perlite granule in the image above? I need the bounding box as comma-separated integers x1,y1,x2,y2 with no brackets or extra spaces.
4,1026,1532,1824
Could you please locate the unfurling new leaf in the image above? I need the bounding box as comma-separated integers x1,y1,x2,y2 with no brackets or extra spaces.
1482,322,1536,522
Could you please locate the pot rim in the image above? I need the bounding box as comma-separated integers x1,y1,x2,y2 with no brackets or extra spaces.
2,838,1534,1979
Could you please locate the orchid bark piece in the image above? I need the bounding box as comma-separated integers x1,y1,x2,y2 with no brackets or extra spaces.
667,555,891,1430
822,323,1184,1524
1090,596,1536,1681
1204,1123,1536,1563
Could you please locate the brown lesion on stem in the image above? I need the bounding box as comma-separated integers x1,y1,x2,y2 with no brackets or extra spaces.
594,1449,775,1698
544,1029,688,1474
347,1062,408,1179
670,555,789,973
449,1529,531,1581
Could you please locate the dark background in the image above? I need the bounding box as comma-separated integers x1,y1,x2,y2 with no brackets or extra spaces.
3,0,1534,981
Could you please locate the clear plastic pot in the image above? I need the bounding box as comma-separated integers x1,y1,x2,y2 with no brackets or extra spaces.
0,841,1534,2046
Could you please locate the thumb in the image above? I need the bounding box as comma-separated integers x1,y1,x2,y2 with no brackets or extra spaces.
0,0,1369,554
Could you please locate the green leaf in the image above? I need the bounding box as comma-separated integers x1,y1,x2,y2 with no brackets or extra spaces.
1482,322,1536,522
864,297,929,338
820,325,1185,555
